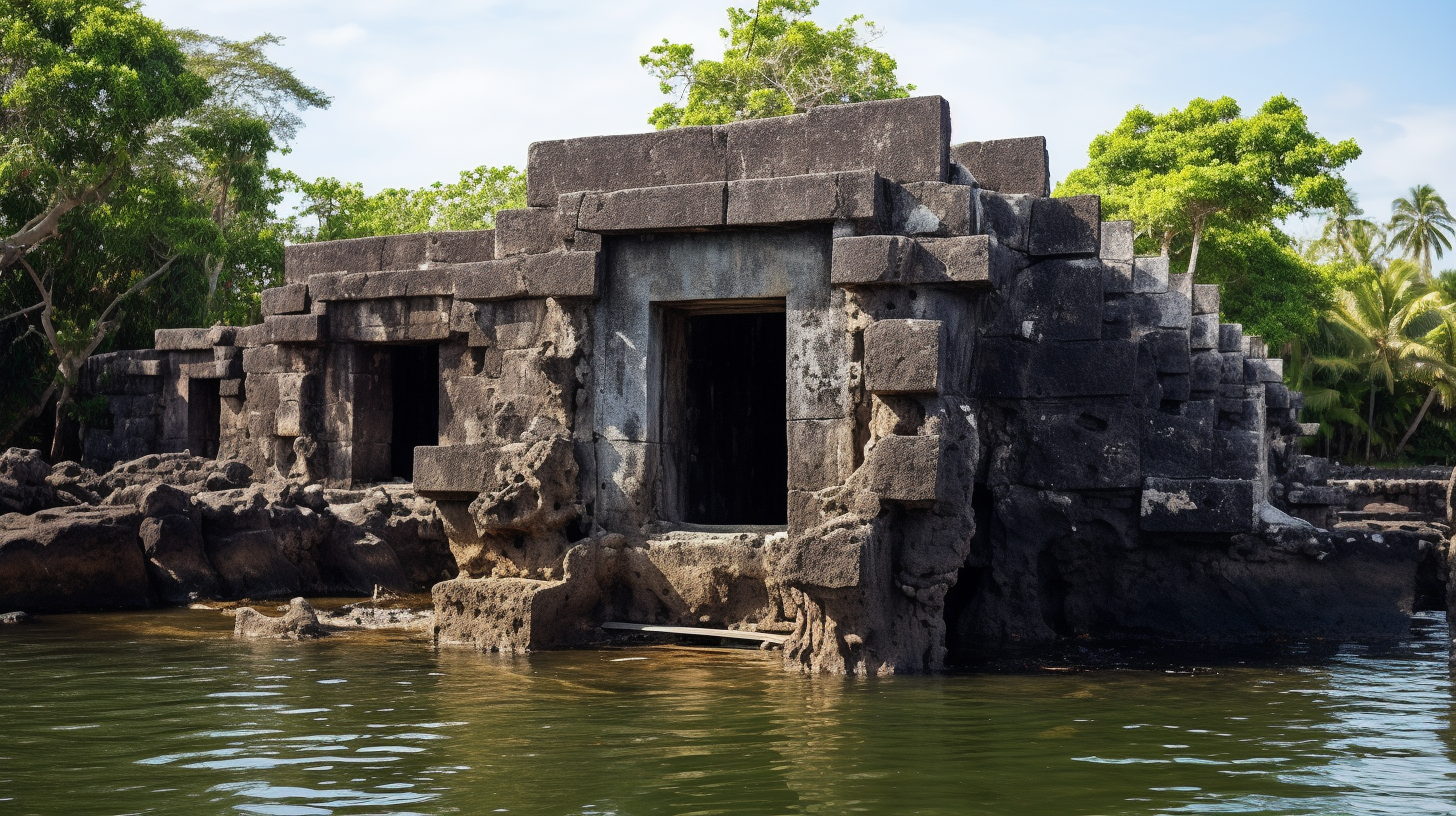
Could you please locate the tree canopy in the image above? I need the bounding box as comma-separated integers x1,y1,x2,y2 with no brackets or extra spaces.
1057,95,1360,280
284,165,527,241
640,0,913,129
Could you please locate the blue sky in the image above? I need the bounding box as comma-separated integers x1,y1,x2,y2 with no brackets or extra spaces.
143,0,1456,238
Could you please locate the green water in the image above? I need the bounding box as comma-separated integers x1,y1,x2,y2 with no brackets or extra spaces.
1,609,1453,816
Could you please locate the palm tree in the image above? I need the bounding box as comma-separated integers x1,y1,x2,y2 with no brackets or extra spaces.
1327,259,1448,459
1345,220,1389,269
1392,306,1456,457
1389,185,1456,277
1314,195,1379,262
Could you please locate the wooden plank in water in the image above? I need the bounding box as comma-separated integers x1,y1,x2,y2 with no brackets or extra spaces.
601,621,789,645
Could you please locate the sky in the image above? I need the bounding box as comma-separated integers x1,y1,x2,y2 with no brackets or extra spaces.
142,0,1456,238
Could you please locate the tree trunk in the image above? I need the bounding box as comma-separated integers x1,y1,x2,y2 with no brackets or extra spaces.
1187,222,1204,281
1365,384,1377,462
49,382,73,462
0,382,57,448
1395,386,1440,458
1160,230,1173,257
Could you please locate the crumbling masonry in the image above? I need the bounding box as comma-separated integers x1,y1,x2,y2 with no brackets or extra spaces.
75,97,1429,673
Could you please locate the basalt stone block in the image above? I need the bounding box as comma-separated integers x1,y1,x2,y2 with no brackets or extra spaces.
495,208,564,257
1266,382,1290,409
788,419,856,491
1193,284,1221,315
864,319,942,394
949,136,1048,195
382,232,428,271
1220,352,1248,385
1029,195,1100,257
154,328,215,351
830,235,915,285
1103,261,1135,294
213,346,244,379
264,314,327,343
1170,271,1193,298
915,235,1013,288
1245,357,1284,384
219,378,243,398
726,171,877,225
1100,220,1135,262
977,191,1033,253
1142,329,1191,374
1190,313,1220,350
1128,291,1192,332
1159,373,1191,402
990,401,1141,490
284,236,384,284
450,260,522,301
1140,401,1215,479
977,338,1137,399
1213,429,1262,480
1133,256,1169,293
988,259,1105,341
527,126,726,207
242,346,280,375
887,181,975,236
862,434,941,502
1191,350,1223,394
520,251,600,299
1140,478,1256,533
718,96,950,184
427,230,496,265
801,96,950,182
1219,323,1244,352
577,181,726,232
1102,294,1132,340
261,283,308,317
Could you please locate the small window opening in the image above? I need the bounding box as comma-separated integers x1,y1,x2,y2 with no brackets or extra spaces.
674,311,787,525
389,345,440,480
187,378,222,459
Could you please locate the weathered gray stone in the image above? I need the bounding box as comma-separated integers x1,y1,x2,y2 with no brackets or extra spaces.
864,319,942,394
1140,478,1256,533
527,125,726,208
452,253,599,301
261,283,309,316
284,236,384,284
264,314,327,343
726,171,877,225
1219,323,1244,352
382,232,429,271
949,136,1048,195
576,182,726,232
977,339,1137,399
495,207,566,257
1190,313,1220,350
1100,220,1135,262
234,597,328,639
860,435,940,502
1029,196,1101,256
1133,256,1169,293
427,230,496,264
887,181,975,236
1193,284,1220,315
977,191,1033,252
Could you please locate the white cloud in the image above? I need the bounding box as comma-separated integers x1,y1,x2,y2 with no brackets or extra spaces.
306,23,367,49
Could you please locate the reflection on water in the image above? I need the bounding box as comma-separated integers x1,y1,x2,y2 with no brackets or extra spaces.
0,609,1452,815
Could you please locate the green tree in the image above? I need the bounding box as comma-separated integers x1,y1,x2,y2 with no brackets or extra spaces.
1194,225,1333,350
0,0,208,270
285,165,527,241
1057,95,1360,280
1327,259,1448,459
640,0,913,130
1388,184,1455,277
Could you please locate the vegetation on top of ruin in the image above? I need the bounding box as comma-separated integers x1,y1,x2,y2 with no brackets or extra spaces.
639,0,913,130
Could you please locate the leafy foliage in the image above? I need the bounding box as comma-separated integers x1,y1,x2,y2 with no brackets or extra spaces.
640,0,913,129
1193,226,1333,350
1056,95,1360,279
284,165,527,241
1388,184,1455,276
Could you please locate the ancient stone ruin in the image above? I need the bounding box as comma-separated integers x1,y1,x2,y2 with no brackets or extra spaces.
8,96,1440,673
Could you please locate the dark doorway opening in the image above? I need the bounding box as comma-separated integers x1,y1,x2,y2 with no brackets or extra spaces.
187,378,221,459
388,345,439,480
671,310,787,525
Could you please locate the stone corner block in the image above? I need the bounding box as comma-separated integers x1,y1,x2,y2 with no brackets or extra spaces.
862,434,941,503
1139,477,1256,533
864,319,943,394
948,136,1048,196
260,283,309,317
